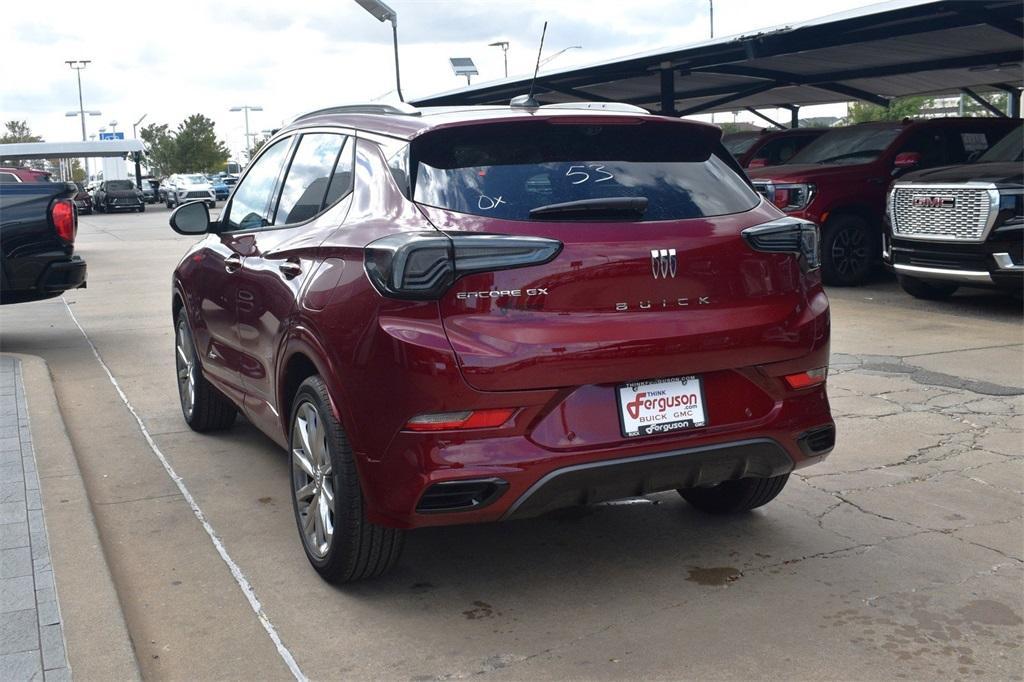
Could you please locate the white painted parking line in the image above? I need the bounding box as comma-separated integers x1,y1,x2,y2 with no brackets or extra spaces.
62,298,307,682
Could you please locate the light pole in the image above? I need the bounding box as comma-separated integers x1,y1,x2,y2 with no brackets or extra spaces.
229,105,263,163
539,45,581,68
709,0,714,38
66,59,94,179
488,41,510,78
132,114,148,139
354,0,403,102
109,120,119,135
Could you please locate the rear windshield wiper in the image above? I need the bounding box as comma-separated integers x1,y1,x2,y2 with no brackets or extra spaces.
529,197,648,220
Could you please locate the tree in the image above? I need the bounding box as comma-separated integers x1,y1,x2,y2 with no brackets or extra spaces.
174,115,230,173
844,96,931,124
0,121,44,167
140,123,176,176
140,115,230,176
0,121,43,145
246,136,268,162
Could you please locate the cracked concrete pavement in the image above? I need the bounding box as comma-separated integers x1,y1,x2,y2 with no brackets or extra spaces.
0,209,1020,680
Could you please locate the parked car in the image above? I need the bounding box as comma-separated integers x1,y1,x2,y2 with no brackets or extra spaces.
0,166,53,183
168,102,835,583
222,175,239,187
721,131,763,160
93,179,145,213
737,128,828,169
73,182,93,214
884,123,1023,299
747,117,1018,285
138,178,159,204
164,174,216,208
208,175,230,201
0,181,86,304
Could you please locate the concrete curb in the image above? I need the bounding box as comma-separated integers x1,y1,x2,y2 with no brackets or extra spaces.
10,354,141,681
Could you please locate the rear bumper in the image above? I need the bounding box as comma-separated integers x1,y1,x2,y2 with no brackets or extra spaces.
503,437,798,520
1,255,86,305
361,379,834,529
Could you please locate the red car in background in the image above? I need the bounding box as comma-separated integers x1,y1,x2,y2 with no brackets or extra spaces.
747,117,1018,285
722,128,827,168
168,103,834,583
0,166,53,183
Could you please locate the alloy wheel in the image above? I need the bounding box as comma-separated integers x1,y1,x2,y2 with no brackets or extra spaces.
291,402,335,559
175,319,196,419
830,226,869,279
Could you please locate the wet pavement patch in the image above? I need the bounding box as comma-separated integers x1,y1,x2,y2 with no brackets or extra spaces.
686,566,743,585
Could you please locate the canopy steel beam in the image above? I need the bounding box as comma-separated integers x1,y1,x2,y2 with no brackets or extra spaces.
812,83,890,108
745,107,787,129
660,68,676,115
961,87,1008,116
675,83,777,116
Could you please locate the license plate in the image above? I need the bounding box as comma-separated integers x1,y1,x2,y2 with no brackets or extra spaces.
616,375,707,438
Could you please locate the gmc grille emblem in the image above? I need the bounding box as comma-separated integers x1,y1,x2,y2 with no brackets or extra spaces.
651,248,677,279
912,195,956,209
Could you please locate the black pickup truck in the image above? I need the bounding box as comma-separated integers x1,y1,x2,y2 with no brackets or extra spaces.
0,182,87,304
884,124,1022,299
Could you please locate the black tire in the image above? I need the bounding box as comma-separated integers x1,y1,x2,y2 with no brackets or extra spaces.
138,204,146,213
821,215,877,286
174,309,236,432
678,474,789,514
289,376,404,583
898,275,958,300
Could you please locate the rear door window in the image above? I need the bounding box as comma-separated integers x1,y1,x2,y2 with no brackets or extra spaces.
274,133,346,225
411,121,759,221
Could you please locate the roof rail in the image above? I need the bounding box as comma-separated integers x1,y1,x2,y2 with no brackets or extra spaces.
540,102,649,114
293,103,421,123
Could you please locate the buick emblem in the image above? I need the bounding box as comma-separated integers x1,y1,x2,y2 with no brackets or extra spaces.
651,248,677,279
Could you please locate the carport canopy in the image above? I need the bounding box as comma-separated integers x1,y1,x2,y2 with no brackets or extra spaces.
411,0,1023,121
0,140,145,160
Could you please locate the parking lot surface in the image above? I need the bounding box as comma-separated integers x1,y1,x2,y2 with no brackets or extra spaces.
1,208,1021,680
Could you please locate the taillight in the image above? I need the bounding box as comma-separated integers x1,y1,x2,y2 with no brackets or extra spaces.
364,232,562,300
742,217,820,271
51,199,76,244
784,367,828,389
404,408,517,431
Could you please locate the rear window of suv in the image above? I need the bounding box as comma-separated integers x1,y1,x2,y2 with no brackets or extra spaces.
410,121,759,221
789,124,903,165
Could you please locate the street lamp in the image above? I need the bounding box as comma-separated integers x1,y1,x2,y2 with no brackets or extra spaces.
488,41,510,78
539,46,582,68
109,120,119,135
132,114,148,139
229,105,263,163
66,59,94,179
354,0,404,102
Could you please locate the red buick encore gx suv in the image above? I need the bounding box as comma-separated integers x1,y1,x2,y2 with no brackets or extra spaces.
169,102,835,583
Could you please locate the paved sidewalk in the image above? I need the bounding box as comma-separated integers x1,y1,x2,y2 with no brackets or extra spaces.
1,356,70,681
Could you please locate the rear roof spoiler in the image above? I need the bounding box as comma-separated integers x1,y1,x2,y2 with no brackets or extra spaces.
293,103,421,123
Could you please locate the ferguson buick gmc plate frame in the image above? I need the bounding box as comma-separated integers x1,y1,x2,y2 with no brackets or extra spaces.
616,375,708,438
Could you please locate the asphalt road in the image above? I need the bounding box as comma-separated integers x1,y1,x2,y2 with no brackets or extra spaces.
1,207,1021,681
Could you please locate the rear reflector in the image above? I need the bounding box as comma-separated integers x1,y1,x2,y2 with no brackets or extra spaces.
784,367,828,389
405,408,516,432
51,199,76,244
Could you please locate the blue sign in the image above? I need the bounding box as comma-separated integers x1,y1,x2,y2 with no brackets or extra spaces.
99,132,125,140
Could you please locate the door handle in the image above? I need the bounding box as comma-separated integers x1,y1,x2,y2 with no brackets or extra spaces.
279,262,302,278
224,255,243,272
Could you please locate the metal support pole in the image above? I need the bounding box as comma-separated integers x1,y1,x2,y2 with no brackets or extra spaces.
72,64,90,180
243,107,251,161
134,153,142,189
1011,91,1021,119
392,21,404,102
961,87,1008,117
790,106,799,128
660,67,676,116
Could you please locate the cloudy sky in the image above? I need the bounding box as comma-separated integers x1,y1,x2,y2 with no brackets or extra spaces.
1,0,877,161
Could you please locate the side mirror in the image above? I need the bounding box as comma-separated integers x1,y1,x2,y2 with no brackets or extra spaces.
893,151,921,169
747,158,769,169
170,200,212,235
